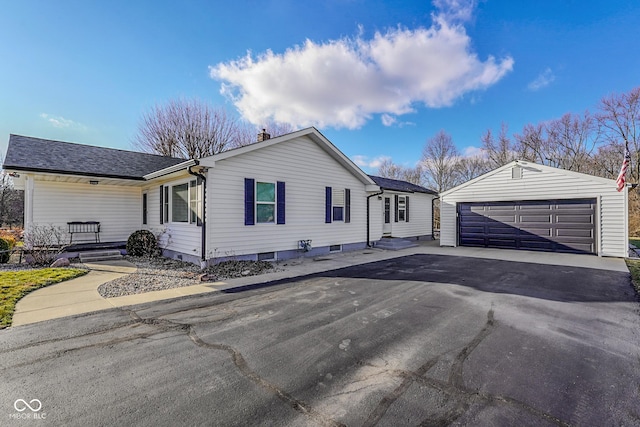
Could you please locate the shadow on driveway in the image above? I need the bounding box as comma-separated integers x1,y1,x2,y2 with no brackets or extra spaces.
223,254,636,304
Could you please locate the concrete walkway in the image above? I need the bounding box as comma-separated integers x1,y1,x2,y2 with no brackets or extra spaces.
10,241,629,327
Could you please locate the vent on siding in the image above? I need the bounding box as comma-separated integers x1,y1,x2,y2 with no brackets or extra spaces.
511,166,523,179
257,252,276,261
329,244,342,253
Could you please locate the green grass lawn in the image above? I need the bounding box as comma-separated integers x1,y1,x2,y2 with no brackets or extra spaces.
626,259,640,294
0,268,88,328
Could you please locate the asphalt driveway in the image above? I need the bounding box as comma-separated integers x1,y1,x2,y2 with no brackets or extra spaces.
1,253,639,426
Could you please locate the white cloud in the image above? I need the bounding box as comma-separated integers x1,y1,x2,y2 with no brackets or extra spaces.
210,0,513,130
462,145,485,157
527,68,555,91
381,114,397,127
39,113,85,130
352,155,391,169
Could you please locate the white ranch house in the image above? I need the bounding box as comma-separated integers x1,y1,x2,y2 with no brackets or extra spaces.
3,128,437,264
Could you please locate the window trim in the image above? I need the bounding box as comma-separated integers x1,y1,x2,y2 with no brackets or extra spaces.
255,181,276,224
326,187,350,223
162,186,169,224
397,195,407,222
171,182,190,223
164,178,202,226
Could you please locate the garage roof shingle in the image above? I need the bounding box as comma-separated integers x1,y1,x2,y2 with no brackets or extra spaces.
368,175,437,195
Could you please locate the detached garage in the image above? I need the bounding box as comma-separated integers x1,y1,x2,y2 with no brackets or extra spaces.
440,160,628,257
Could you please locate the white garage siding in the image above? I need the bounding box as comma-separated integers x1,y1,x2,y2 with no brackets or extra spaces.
440,161,628,257
201,135,372,260
31,180,142,243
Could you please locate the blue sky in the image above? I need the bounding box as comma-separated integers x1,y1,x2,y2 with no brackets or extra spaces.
2,0,639,172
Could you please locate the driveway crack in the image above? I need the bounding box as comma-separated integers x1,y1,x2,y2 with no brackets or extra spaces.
128,310,345,427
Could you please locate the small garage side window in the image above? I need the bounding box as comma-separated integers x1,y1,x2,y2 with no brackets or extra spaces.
395,195,410,222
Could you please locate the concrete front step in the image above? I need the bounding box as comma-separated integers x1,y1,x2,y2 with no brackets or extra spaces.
374,238,419,251
79,250,123,263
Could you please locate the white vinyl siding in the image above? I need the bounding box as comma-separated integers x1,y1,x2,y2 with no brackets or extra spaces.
202,135,368,257
31,180,141,243
371,191,434,239
440,162,628,257
144,174,203,258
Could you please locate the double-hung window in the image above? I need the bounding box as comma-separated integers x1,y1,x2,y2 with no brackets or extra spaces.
190,180,202,224
397,196,406,221
332,189,345,221
394,195,409,222
325,187,351,223
256,181,276,224
244,178,285,226
172,183,189,222
160,179,202,225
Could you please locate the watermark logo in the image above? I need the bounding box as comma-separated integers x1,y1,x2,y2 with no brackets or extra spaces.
9,399,46,420
14,399,42,412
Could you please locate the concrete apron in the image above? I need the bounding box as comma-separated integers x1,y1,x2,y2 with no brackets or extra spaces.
10,242,629,327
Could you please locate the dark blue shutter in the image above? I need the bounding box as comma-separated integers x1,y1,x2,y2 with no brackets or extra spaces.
405,196,409,222
344,188,351,223
244,178,255,226
277,181,285,224
325,187,332,223
159,185,164,224
394,195,399,222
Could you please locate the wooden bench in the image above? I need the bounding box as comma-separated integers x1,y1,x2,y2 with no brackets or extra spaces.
67,221,101,243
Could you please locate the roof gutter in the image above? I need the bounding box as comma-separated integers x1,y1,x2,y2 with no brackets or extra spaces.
187,161,207,264
144,159,197,180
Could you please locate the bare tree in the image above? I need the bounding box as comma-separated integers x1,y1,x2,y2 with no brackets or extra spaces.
545,112,598,172
376,159,423,185
421,130,460,193
513,123,547,164
233,120,298,148
0,155,24,228
134,98,247,159
482,123,516,168
597,86,640,182
377,158,404,180
590,142,625,179
400,166,423,186
454,156,491,182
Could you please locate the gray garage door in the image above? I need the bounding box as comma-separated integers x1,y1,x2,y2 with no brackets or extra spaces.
458,199,596,254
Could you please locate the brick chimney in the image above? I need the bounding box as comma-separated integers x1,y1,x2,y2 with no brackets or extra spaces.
257,129,271,142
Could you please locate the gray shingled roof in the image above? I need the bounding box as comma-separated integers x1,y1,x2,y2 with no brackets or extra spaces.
3,134,187,180
368,175,437,195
